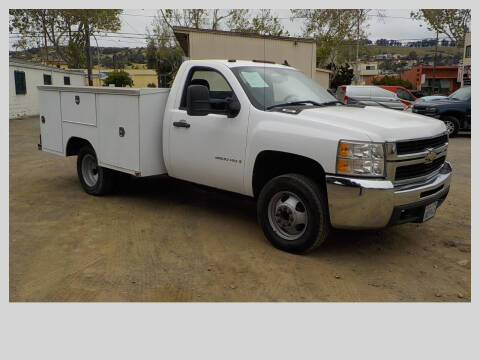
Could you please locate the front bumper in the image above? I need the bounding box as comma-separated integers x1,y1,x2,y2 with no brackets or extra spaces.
325,162,452,229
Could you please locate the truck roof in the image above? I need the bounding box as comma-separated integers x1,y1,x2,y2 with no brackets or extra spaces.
184,59,295,70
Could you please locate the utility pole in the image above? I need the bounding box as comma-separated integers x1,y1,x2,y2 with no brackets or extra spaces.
85,18,93,86
355,13,360,85
92,33,101,86
432,30,439,94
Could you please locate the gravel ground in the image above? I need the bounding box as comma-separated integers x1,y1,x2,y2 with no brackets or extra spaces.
10,116,471,301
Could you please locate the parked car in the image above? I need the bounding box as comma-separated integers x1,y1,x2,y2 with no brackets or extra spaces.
336,85,407,111
379,85,417,107
412,86,471,137
38,60,451,254
410,90,425,98
414,95,448,103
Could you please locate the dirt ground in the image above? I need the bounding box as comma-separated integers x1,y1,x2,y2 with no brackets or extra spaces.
10,116,471,302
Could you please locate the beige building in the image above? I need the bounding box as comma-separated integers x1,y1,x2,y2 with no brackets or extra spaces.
350,61,380,85
461,32,471,86
173,26,330,89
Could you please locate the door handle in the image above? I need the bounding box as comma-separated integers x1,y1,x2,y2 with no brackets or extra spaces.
173,121,190,128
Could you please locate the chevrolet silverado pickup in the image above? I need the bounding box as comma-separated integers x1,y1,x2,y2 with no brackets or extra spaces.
38,60,452,254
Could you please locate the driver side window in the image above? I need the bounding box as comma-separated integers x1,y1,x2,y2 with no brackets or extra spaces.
180,68,234,109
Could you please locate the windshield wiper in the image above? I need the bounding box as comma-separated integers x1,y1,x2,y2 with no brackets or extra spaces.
266,100,322,110
320,100,344,106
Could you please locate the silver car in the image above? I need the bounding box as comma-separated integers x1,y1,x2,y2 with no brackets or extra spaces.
336,85,407,111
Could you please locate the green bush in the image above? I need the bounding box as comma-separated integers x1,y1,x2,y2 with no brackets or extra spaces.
371,75,413,89
146,82,156,88
103,70,133,87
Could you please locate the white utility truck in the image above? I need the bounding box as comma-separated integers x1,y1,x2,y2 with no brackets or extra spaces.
38,60,452,253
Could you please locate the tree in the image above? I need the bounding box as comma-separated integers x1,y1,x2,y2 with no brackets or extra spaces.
160,9,209,29
250,9,287,36
371,75,412,89
73,10,122,85
407,51,418,60
291,9,370,67
9,9,121,84
103,70,133,87
410,9,471,46
327,63,354,89
224,9,251,32
147,12,184,87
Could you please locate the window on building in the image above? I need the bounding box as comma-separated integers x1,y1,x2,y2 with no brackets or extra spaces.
14,70,26,95
366,65,376,70
64,76,71,85
465,45,471,58
43,74,52,85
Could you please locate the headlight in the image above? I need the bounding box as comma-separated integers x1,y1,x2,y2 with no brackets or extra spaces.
426,107,438,113
336,140,385,177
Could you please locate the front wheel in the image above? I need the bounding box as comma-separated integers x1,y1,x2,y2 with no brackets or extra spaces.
257,174,330,254
77,146,114,195
442,115,460,137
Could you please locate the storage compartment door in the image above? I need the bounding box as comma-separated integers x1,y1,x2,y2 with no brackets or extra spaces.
60,92,96,126
39,90,63,153
97,94,140,172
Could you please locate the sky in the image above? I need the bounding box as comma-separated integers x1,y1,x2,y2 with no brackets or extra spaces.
10,9,441,50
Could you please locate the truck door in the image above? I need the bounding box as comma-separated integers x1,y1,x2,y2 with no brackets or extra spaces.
167,65,249,194
39,90,63,154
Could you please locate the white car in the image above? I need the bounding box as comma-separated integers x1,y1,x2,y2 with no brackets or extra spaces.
38,60,452,253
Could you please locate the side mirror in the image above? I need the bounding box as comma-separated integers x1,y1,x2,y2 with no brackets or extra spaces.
227,98,241,118
186,85,211,116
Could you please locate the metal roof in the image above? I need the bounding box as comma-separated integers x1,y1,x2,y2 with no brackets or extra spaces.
9,58,85,75
172,26,315,43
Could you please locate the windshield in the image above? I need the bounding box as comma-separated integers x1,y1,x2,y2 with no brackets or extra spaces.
448,87,470,101
230,66,336,110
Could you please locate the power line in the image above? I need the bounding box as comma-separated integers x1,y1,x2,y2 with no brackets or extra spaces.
9,31,454,42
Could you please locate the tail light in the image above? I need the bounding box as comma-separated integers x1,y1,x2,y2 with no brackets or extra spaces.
340,86,347,103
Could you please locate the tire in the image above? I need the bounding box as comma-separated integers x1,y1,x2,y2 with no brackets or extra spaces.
76,145,114,195
257,173,330,254
442,115,460,137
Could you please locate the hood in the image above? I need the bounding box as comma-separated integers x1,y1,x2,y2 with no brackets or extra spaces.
299,105,446,142
417,98,454,105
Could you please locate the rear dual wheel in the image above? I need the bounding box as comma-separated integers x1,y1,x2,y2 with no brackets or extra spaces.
77,146,114,195
257,173,330,254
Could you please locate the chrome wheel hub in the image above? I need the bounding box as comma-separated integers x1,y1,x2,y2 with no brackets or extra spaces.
81,154,99,187
445,121,455,134
268,191,308,241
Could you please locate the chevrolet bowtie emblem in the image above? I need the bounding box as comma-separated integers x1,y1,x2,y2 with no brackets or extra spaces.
425,149,437,163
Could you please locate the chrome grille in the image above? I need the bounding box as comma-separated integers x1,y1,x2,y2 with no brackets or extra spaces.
396,134,448,155
395,156,446,181
385,133,449,183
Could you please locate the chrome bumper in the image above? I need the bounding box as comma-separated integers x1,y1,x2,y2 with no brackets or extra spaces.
325,162,452,229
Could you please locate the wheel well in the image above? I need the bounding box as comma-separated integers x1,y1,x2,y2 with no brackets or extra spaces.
441,111,464,121
66,137,93,156
252,151,326,198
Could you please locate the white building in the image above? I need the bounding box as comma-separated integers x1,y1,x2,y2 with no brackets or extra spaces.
9,58,85,119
